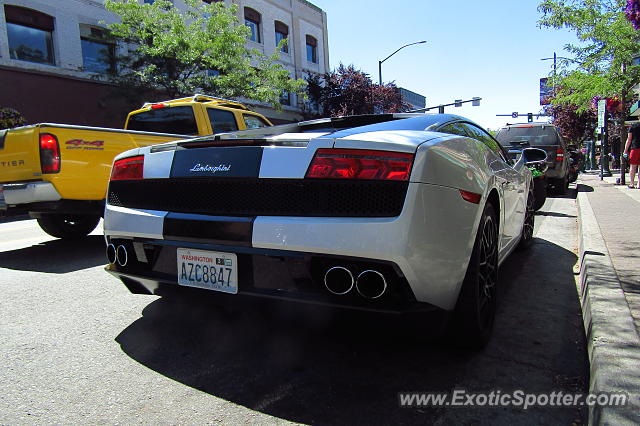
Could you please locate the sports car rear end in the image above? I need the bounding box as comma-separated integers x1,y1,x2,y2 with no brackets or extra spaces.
104,115,496,316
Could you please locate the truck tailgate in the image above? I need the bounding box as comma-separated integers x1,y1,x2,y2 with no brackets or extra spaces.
0,126,41,183
42,124,188,200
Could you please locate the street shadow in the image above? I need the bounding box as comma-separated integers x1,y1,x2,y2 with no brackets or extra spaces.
547,185,578,200
0,214,31,224
535,211,577,218
0,235,106,273
576,184,594,193
115,238,587,424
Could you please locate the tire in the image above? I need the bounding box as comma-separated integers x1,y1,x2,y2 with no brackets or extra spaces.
533,177,546,211
568,168,578,183
449,203,499,350
518,182,535,250
552,175,568,195
37,214,100,239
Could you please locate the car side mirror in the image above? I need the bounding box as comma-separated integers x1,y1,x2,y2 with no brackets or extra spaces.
522,147,547,165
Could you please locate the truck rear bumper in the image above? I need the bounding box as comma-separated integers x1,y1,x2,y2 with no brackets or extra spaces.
0,182,61,207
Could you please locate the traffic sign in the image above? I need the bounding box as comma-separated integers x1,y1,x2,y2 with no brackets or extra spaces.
597,99,606,129
511,112,518,118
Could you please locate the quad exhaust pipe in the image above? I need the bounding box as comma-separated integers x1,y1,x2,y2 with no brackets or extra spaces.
356,270,387,299
106,244,116,264
106,243,128,267
324,266,387,299
324,266,354,295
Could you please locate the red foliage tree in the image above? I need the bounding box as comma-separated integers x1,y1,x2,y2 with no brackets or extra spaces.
303,64,409,119
544,100,597,145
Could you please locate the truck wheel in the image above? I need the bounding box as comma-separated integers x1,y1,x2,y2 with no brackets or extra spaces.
552,175,568,195
37,214,100,239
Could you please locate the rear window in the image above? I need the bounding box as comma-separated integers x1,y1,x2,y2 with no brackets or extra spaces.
207,108,238,134
127,106,198,135
495,126,560,147
243,114,269,130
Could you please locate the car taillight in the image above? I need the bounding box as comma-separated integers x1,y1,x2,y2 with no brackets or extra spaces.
555,148,564,162
40,133,60,174
110,155,144,181
150,103,166,109
305,149,414,180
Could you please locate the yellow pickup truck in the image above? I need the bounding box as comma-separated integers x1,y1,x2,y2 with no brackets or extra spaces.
0,94,272,238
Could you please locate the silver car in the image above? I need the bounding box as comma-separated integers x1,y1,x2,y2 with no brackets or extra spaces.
103,114,545,348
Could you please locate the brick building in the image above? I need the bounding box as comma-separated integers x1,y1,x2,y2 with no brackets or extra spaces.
0,0,329,128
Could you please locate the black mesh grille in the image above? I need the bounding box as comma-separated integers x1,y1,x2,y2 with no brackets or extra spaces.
108,178,408,217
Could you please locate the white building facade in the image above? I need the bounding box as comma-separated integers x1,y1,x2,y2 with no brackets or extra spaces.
0,0,329,126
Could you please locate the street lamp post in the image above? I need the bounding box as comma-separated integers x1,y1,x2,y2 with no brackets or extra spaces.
541,52,570,96
378,40,426,85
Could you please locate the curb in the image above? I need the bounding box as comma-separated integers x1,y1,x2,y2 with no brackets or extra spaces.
576,180,640,425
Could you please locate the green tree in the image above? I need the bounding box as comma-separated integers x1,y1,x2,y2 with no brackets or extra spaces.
538,0,640,146
103,0,305,106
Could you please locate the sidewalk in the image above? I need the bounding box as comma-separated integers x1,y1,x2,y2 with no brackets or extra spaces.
575,171,640,425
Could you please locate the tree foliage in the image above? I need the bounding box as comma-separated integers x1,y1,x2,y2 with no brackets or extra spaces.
0,107,27,129
544,100,597,143
303,64,409,118
103,0,305,106
538,0,640,114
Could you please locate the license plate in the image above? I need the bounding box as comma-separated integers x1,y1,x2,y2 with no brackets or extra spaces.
176,248,238,294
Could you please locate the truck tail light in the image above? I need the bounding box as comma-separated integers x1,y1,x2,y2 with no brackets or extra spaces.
40,133,60,174
305,149,414,181
111,155,144,181
555,148,564,162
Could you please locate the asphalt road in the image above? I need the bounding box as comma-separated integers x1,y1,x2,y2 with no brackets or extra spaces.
0,189,588,425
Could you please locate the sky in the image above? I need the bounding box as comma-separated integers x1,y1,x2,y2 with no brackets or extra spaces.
310,0,581,131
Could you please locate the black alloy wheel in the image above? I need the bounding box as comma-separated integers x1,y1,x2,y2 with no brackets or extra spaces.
518,182,535,250
450,203,499,350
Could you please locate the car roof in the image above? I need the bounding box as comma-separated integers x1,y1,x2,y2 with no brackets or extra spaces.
211,113,485,140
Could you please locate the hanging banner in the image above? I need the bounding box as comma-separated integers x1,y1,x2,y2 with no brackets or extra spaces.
540,78,552,105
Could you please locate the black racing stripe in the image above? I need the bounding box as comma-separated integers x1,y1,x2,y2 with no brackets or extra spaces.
163,213,254,246
170,146,263,178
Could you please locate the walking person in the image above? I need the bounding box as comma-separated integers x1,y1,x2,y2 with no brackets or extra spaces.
623,122,640,188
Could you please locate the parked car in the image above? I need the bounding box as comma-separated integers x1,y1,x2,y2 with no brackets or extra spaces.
103,113,546,349
495,123,570,194
0,94,271,239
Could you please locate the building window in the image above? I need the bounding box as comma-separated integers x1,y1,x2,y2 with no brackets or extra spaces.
274,21,288,53
306,35,318,64
4,5,55,65
244,7,261,43
80,25,115,74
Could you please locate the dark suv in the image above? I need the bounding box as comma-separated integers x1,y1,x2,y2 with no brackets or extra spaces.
495,123,570,194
